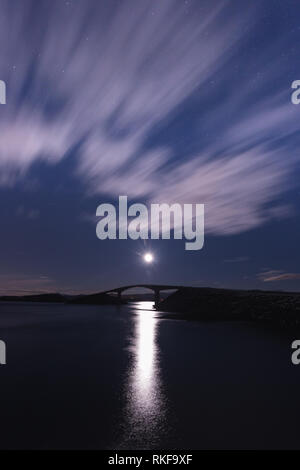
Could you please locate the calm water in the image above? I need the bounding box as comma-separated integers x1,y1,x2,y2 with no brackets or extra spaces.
0,301,300,449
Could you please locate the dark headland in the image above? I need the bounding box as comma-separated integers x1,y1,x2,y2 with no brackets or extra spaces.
157,287,300,324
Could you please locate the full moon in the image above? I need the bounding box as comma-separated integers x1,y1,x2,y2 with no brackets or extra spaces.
144,253,154,263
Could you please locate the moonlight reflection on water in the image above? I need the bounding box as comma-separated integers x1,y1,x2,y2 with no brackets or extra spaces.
120,302,168,449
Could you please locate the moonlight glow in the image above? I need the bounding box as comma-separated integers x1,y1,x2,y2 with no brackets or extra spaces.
144,253,154,263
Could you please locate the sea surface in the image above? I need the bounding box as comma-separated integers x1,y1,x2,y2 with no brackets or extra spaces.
0,301,299,449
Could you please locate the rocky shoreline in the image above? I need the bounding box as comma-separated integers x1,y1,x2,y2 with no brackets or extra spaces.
157,287,300,325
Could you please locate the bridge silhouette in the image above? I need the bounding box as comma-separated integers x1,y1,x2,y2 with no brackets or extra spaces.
101,284,183,307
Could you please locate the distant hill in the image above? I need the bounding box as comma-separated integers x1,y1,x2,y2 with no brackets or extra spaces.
0,291,125,306
157,287,300,323
0,293,67,303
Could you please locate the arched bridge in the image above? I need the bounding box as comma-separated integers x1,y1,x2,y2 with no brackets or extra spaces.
101,284,183,307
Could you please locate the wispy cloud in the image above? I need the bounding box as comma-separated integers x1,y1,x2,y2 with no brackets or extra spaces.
258,270,300,282
0,0,298,235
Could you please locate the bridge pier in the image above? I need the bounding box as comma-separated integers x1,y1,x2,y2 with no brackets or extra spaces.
117,290,122,303
154,289,160,308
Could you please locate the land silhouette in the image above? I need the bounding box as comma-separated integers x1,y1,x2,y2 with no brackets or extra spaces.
1,285,300,325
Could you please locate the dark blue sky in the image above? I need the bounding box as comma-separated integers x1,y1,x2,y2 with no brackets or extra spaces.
0,0,300,294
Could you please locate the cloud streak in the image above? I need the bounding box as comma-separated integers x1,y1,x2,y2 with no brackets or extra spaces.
258,270,300,282
0,0,298,235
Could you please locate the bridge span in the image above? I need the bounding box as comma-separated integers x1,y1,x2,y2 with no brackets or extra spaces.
101,284,183,307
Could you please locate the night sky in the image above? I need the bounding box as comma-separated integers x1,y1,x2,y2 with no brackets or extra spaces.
0,0,300,295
